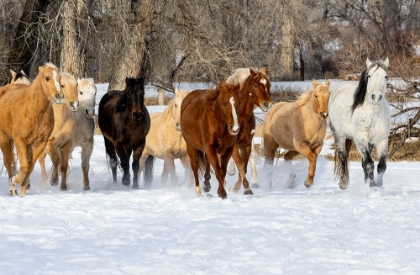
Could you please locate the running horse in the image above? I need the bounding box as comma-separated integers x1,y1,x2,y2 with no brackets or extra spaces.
98,77,150,188
329,57,391,189
0,63,64,196
180,82,241,199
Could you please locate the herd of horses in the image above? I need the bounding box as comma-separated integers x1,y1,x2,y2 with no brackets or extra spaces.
0,57,391,198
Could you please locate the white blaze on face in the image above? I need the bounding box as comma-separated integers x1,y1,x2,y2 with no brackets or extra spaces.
53,71,61,92
229,96,239,132
260,79,267,85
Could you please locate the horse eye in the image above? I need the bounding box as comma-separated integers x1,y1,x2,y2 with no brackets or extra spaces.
385,75,389,80
223,102,227,106
175,104,177,108
367,75,371,78
46,77,50,81
315,95,318,98
61,85,64,88
80,91,83,95
254,84,258,88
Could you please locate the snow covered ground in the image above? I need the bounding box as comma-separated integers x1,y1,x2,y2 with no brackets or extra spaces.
1,81,420,274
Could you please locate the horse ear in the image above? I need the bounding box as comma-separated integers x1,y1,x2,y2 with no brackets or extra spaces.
312,79,318,88
249,68,256,77
174,88,179,95
325,79,330,87
366,57,373,68
259,67,269,76
383,57,389,68
10,69,16,78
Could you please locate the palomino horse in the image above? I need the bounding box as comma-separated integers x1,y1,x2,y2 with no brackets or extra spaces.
98,77,150,188
329,58,391,189
0,63,64,196
139,88,193,186
39,74,96,191
219,67,272,195
263,79,330,189
180,82,241,199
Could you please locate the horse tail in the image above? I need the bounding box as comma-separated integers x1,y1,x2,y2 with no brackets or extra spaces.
196,150,207,178
333,139,353,180
143,155,155,185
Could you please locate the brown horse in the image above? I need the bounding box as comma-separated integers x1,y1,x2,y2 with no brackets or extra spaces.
180,82,241,199
263,79,330,189
219,67,272,195
98,77,150,188
0,63,64,196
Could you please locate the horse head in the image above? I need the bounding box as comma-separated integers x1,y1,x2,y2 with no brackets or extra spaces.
10,69,31,85
60,73,79,112
172,88,189,131
38,63,64,104
77,78,97,119
125,77,145,124
312,79,330,122
217,83,241,135
249,67,272,112
366,57,389,105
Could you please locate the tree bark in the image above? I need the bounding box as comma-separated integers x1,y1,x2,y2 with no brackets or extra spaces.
61,0,90,77
280,12,294,77
107,0,153,91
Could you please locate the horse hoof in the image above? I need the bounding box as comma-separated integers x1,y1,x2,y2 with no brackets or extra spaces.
50,180,58,187
122,180,130,187
60,186,68,191
9,190,18,197
229,187,239,193
83,186,91,191
203,186,211,192
304,181,313,188
244,189,254,195
339,182,348,190
251,183,260,189
132,184,139,189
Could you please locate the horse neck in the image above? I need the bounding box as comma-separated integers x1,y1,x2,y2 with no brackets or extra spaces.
237,86,254,121
28,79,52,113
299,91,319,123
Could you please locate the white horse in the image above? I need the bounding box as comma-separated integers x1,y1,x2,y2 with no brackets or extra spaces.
39,78,96,191
328,57,391,189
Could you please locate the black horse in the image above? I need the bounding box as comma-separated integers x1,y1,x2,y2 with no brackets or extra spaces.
98,77,150,188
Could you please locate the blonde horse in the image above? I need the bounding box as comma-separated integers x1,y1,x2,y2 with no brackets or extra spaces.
9,69,31,85
39,77,96,191
263,79,330,189
139,88,193,186
0,63,64,196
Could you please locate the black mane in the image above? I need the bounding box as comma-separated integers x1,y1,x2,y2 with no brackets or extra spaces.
350,68,368,114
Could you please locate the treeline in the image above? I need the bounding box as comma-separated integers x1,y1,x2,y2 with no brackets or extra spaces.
0,0,419,90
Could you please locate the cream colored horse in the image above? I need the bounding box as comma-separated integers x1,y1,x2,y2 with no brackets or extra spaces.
139,88,193,186
39,78,96,191
9,69,31,85
263,79,330,189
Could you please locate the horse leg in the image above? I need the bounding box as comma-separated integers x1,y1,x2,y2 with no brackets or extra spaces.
180,154,193,187
203,155,211,192
227,158,236,176
165,158,178,185
0,135,16,180
9,138,31,196
208,147,232,199
249,140,259,187
284,151,299,189
131,143,145,189
104,138,118,183
333,133,352,190
116,146,131,186
374,140,388,187
186,144,201,197
240,144,253,195
230,145,253,195
263,133,278,190
48,144,61,187
38,150,49,185
59,142,72,191
81,140,93,190
161,160,170,185
355,141,375,187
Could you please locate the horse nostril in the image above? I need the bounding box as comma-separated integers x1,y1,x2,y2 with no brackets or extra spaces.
379,95,382,101
372,94,376,101
55,94,61,99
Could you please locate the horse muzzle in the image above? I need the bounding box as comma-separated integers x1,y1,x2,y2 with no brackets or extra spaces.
133,112,143,123
69,101,79,112
85,108,95,119
229,125,240,135
260,101,273,112
319,112,328,122
371,94,383,105
54,93,64,104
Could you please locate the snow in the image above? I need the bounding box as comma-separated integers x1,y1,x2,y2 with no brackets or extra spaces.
1,82,420,274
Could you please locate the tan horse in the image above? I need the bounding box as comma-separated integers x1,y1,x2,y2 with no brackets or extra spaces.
0,63,64,196
263,79,330,189
37,73,80,191
39,75,96,191
9,69,31,85
139,88,193,186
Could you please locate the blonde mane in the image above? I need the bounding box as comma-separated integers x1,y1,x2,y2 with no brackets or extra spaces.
225,68,254,90
295,83,329,108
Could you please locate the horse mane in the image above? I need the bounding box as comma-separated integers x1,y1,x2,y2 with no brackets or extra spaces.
44,62,58,70
115,92,127,113
351,60,389,113
295,86,315,108
225,68,253,90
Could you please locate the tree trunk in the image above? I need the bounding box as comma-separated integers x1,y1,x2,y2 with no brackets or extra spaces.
107,0,153,91
9,0,50,75
61,0,90,77
280,12,294,77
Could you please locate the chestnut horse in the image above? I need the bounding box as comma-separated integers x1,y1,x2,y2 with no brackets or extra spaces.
263,79,330,189
0,63,64,196
219,67,272,195
139,88,193,187
180,82,241,199
98,77,150,188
